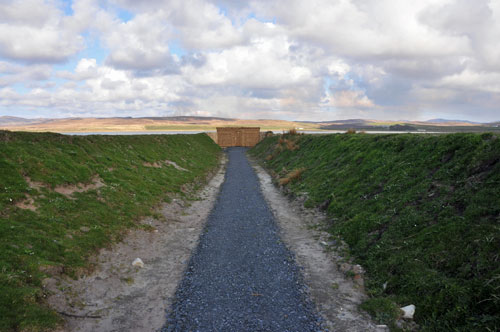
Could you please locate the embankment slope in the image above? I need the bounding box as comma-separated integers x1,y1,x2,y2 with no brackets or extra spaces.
250,133,499,331
0,131,220,332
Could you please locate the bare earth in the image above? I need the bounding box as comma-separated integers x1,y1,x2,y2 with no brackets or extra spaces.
46,156,227,332
46,153,382,332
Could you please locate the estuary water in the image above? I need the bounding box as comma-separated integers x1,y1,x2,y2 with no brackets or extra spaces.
61,130,440,136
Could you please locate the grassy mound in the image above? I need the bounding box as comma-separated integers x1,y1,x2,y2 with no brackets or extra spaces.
250,132,499,331
0,131,220,332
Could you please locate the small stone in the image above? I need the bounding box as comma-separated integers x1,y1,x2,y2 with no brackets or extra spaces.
80,226,90,233
132,258,144,268
400,304,415,319
352,264,364,274
376,324,389,331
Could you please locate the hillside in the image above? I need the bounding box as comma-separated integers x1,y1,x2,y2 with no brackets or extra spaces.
250,132,500,331
1,116,499,133
0,116,319,132
319,119,500,132
0,131,221,331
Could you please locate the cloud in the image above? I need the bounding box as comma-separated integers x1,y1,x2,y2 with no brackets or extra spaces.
1,0,499,122
326,90,374,109
182,32,312,90
0,0,85,63
112,0,244,50
0,61,52,87
102,12,178,71
57,58,99,80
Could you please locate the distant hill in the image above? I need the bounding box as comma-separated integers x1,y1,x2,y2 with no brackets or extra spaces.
1,116,499,133
426,118,480,125
0,116,51,126
389,124,417,131
0,116,316,132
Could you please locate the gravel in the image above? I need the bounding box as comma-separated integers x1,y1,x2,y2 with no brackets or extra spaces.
162,147,325,332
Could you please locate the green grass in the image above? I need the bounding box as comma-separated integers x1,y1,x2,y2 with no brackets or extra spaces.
250,132,500,331
0,131,221,332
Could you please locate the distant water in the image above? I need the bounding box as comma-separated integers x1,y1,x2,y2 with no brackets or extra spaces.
61,131,215,135
61,130,442,136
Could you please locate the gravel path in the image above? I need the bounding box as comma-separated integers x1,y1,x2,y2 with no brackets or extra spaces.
163,147,324,332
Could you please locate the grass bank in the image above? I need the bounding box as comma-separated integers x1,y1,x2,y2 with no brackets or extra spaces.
0,131,221,332
250,132,499,331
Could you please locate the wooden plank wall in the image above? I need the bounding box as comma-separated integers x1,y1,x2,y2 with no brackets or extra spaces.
216,127,260,147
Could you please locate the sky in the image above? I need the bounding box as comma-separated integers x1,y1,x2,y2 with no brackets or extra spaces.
0,0,499,122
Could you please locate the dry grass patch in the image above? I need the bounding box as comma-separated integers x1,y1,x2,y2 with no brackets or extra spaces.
279,167,306,186
285,139,299,151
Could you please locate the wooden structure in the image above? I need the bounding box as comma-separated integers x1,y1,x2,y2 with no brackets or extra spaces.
216,127,261,147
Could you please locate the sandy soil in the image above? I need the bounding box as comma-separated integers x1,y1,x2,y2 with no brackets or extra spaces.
252,161,385,332
46,156,227,332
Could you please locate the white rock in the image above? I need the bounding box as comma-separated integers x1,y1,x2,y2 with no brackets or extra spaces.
132,258,144,268
352,264,364,274
401,304,415,319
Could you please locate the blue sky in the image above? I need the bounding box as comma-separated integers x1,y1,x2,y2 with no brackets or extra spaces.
0,0,499,122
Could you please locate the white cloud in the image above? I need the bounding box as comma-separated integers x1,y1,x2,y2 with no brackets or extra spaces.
0,61,52,87
325,90,374,109
102,12,177,71
57,58,99,80
1,0,499,122
182,33,312,90
0,0,85,63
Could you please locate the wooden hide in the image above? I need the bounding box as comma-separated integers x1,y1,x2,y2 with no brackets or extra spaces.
216,127,261,147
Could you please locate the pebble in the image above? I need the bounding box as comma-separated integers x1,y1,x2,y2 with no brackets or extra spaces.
132,258,144,268
400,304,416,319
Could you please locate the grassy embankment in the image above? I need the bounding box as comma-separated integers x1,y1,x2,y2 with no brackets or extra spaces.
0,131,221,332
250,132,499,331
